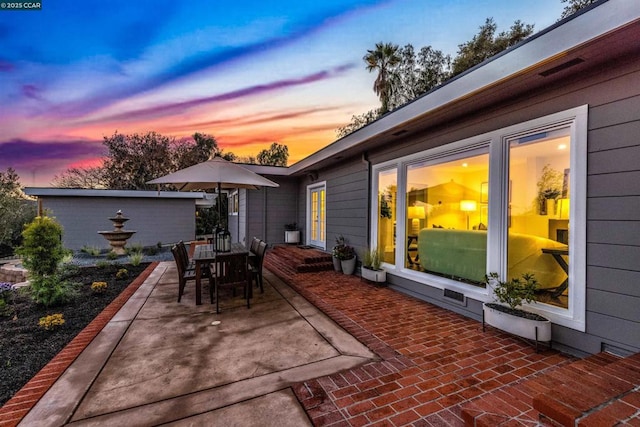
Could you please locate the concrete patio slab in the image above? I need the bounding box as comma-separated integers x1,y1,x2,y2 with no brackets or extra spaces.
19,263,377,426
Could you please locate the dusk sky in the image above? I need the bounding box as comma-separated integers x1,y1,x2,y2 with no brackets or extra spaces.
0,0,565,187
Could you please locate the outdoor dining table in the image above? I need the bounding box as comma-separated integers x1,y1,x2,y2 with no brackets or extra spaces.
192,243,249,305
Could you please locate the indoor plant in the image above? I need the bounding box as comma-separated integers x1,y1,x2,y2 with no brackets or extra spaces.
284,222,300,244
483,272,551,347
536,164,563,215
361,247,386,283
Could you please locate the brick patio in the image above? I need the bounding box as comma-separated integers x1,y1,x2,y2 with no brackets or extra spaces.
265,246,640,426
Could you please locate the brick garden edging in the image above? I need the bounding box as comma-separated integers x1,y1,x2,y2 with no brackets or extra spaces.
0,262,158,427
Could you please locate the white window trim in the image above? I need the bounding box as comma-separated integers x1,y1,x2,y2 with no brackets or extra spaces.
229,190,239,216
306,181,327,250
371,105,588,331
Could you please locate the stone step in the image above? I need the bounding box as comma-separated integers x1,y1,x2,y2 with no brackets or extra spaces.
267,245,334,274
534,352,640,426
461,351,640,426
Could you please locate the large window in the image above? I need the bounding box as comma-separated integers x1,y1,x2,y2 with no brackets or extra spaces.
508,130,570,309
376,168,397,264
405,153,489,285
371,106,587,330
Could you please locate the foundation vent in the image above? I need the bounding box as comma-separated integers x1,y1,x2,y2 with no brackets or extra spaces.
443,289,467,306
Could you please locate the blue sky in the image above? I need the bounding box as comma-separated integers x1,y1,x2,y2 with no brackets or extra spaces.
0,0,565,186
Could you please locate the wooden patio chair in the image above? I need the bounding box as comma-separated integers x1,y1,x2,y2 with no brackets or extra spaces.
177,240,195,270
249,241,268,294
211,252,251,313
172,244,213,303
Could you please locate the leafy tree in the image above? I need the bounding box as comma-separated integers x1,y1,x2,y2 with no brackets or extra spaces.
364,42,402,114
0,168,36,255
389,44,451,111
451,18,534,76
336,109,381,139
173,132,219,170
560,0,597,19
102,131,177,190
416,45,451,93
53,166,106,188
257,142,289,166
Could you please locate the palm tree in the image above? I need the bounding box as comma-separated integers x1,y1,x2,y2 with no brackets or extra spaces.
364,42,401,114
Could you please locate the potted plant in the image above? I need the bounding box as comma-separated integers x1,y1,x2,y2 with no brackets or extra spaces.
536,164,563,215
284,222,300,244
361,247,386,283
331,236,345,272
483,272,551,349
332,235,356,274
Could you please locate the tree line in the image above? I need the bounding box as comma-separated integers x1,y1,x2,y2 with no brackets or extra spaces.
53,132,289,190
337,0,596,138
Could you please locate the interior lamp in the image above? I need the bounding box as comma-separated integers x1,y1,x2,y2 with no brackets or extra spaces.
459,200,477,230
407,206,426,235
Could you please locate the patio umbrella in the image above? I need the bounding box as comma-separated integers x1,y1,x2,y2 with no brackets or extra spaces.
147,157,279,227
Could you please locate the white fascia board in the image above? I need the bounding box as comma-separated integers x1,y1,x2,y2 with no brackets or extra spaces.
289,0,640,174
23,187,207,199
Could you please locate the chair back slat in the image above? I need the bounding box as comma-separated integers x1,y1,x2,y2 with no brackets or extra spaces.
250,237,260,254
216,253,249,285
171,245,185,276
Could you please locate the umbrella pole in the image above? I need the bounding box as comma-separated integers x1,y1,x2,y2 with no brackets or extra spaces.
218,182,222,230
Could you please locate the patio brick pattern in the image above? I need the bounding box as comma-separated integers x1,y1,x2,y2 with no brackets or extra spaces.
265,247,640,426
0,262,159,427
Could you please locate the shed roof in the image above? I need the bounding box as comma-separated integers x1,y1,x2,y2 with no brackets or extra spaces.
24,188,208,199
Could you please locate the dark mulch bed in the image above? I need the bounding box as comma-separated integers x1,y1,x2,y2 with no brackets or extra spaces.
0,263,150,406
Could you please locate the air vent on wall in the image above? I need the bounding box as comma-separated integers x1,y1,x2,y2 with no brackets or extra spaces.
539,58,585,77
443,289,467,306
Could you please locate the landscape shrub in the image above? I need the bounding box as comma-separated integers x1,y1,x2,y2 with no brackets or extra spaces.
0,282,15,316
16,216,65,277
91,281,107,294
29,275,78,307
128,252,143,266
126,244,143,255
81,245,101,256
115,268,128,280
38,313,65,330
106,251,119,260
95,260,111,269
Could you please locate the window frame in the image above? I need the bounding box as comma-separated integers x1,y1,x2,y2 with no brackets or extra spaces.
370,105,587,331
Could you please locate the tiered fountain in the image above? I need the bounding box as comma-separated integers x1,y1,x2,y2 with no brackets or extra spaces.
98,210,137,255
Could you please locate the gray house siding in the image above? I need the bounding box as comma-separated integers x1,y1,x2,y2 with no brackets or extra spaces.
299,159,369,253
246,176,298,245
41,197,196,250
315,50,640,355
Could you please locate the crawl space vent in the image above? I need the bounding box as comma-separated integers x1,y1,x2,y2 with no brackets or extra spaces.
443,289,466,306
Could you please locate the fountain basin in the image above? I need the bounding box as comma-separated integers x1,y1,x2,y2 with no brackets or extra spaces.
98,210,136,255
98,231,137,255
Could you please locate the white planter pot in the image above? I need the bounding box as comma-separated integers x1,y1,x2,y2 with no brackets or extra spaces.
341,257,356,275
284,230,300,244
361,267,386,283
332,257,342,272
483,303,551,343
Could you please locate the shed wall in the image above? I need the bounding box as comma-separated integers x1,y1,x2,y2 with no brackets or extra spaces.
41,197,196,250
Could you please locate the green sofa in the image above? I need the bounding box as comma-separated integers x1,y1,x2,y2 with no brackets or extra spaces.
417,229,568,288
